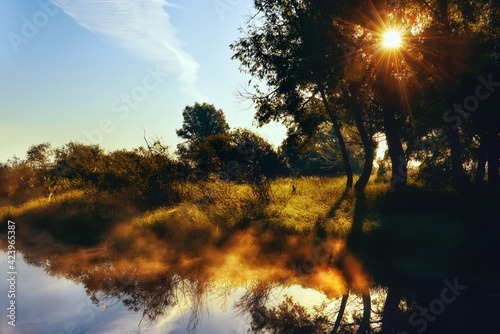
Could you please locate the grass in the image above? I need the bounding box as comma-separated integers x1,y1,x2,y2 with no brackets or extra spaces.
266,177,347,233
0,175,462,246
0,188,134,245
0,189,85,222
1,176,497,287
130,176,355,237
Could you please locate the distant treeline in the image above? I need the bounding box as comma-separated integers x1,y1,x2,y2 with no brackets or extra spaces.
1,96,498,210
0,103,363,209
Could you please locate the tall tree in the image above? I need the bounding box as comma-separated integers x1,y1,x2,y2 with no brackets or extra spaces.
176,102,230,167
231,0,360,190
233,0,500,193
411,0,500,189
176,102,230,146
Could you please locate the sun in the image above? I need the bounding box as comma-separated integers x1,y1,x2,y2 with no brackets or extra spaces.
383,30,402,48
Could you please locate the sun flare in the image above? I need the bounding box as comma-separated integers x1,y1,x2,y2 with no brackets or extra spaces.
383,30,402,48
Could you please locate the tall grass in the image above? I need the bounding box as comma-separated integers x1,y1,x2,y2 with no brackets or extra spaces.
2,175,496,277
0,176,389,244
0,188,134,245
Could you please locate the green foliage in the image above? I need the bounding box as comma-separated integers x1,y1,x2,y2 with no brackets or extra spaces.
178,123,286,182
282,124,363,177
414,145,454,191
51,142,105,187
111,141,187,209
230,128,285,182
26,142,52,170
176,102,229,142
232,0,500,191
0,160,42,206
176,102,230,164
374,157,390,184
188,132,234,180
2,140,189,211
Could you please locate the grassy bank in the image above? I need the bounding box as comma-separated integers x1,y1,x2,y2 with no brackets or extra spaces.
1,177,498,283
1,176,499,333
0,176,368,242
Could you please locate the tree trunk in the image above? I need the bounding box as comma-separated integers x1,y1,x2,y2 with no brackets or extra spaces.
447,112,468,189
381,286,402,334
319,85,353,190
351,95,374,193
331,293,349,334
332,116,354,189
382,105,407,193
346,191,366,254
357,291,371,334
439,0,468,191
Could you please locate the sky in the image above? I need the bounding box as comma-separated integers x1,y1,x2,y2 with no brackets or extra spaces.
0,0,287,162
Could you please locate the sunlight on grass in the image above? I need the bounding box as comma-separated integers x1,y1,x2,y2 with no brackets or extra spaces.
0,190,85,222
133,203,212,230
0,176,396,243
129,176,353,235
1,176,462,256
266,177,346,233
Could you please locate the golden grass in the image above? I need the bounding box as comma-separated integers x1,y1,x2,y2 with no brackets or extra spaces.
266,177,346,232
129,176,353,235
133,203,210,230
0,176,391,239
0,190,85,222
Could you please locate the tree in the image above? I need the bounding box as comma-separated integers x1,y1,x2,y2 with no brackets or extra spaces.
52,142,105,187
315,0,500,192
406,0,500,188
26,142,53,192
187,128,284,181
232,0,499,195
281,123,363,177
189,132,234,180
231,0,359,191
176,102,230,149
231,128,284,181
176,102,231,173
26,143,52,170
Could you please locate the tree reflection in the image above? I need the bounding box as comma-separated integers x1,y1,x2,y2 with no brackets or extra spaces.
8,228,387,334
234,283,388,334
4,217,496,334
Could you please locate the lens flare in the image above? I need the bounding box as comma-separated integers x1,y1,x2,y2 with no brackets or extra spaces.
383,30,402,48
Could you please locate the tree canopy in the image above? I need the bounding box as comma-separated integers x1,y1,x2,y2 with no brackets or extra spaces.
232,0,500,192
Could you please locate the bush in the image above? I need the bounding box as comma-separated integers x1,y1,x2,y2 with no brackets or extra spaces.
3,141,189,210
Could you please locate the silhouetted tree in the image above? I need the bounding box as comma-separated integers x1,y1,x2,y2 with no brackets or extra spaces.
281,123,363,177
231,0,358,190
176,102,230,154
176,102,231,177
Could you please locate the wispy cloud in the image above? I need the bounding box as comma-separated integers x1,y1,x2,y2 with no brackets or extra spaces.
51,0,204,98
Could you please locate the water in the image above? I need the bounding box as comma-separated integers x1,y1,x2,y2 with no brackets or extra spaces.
0,228,494,334
0,251,257,333
2,250,367,334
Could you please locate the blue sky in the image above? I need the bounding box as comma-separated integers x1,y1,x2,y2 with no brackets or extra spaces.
0,0,286,162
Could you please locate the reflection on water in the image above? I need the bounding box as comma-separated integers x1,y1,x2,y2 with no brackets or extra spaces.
0,224,382,334
1,218,496,334
0,252,251,334
0,250,388,334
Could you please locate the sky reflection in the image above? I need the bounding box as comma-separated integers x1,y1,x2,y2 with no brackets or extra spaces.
0,252,250,334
